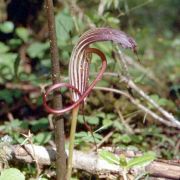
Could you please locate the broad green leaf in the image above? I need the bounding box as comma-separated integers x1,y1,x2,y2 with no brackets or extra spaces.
27,42,49,59
0,53,17,68
4,119,28,131
0,21,14,33
33,132,52,145
130,135,143,144
75,131,102,145
0,42,9,53
113,121,123,131
0,168,25,180
96,112,106,118
0,89,22,104
148,94,173,109
0,52,18,81
99,150,119,165
126,152,156,168
15,27,29,42
78,115,99,125
87,116,99,125
120,134,132,144
55,9,74,42
0,90,13,104
102,118,113,127
30,118,49,132
75,131,87,138
8,38,22,48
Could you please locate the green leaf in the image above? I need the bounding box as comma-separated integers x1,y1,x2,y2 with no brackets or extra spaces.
102,118,113,127
33,132,52,145
75,131,87,138
0,90,13,104
30,118,49,132
78,115,99,125
148,94,173,108
27,42,49,59
8,38,22,48
130,135,143,144
0,90,22,104
0,52,18,82
0,42,9,53
119,154,128,167
75,131,102,145
113,121,123,131
0,53,17,67
120,134,132,144
0,21,14,33
107,17,120,24
0,168,25,180
14,55,21,79
55,9,74,42
99,150,119,165
15,27,29,42
126,152,156,168
5,119,28,131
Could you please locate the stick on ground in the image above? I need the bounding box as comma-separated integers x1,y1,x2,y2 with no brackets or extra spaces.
3,144,180,180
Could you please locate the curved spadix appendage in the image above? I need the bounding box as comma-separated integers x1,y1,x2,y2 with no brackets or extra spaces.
43,28,137,114
69,27,136,101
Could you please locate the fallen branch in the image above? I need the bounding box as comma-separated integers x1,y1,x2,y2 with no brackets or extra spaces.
2,144,180,179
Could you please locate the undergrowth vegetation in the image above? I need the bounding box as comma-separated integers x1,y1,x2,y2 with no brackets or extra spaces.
0,0,179,179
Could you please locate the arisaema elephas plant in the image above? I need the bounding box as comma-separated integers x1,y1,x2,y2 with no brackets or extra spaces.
43,27,137,179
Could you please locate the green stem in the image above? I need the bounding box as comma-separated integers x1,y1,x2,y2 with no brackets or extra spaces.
67,106,79,180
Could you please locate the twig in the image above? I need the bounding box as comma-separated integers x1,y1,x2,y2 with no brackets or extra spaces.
122,76,180,127
21,131,41,177
118,53,164,88
94,86,180,128
91,131,114,152
116,109,134,134
45,1,66,179
4,144,180,179
115,48,180,128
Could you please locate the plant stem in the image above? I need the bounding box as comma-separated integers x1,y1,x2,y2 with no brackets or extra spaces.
45,0,66,179
67,106,79,180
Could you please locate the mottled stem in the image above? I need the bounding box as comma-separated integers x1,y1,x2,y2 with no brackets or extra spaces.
45,0,66,179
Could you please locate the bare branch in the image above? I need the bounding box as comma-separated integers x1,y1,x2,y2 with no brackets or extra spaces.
115,48,180,128
94,86,180,128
